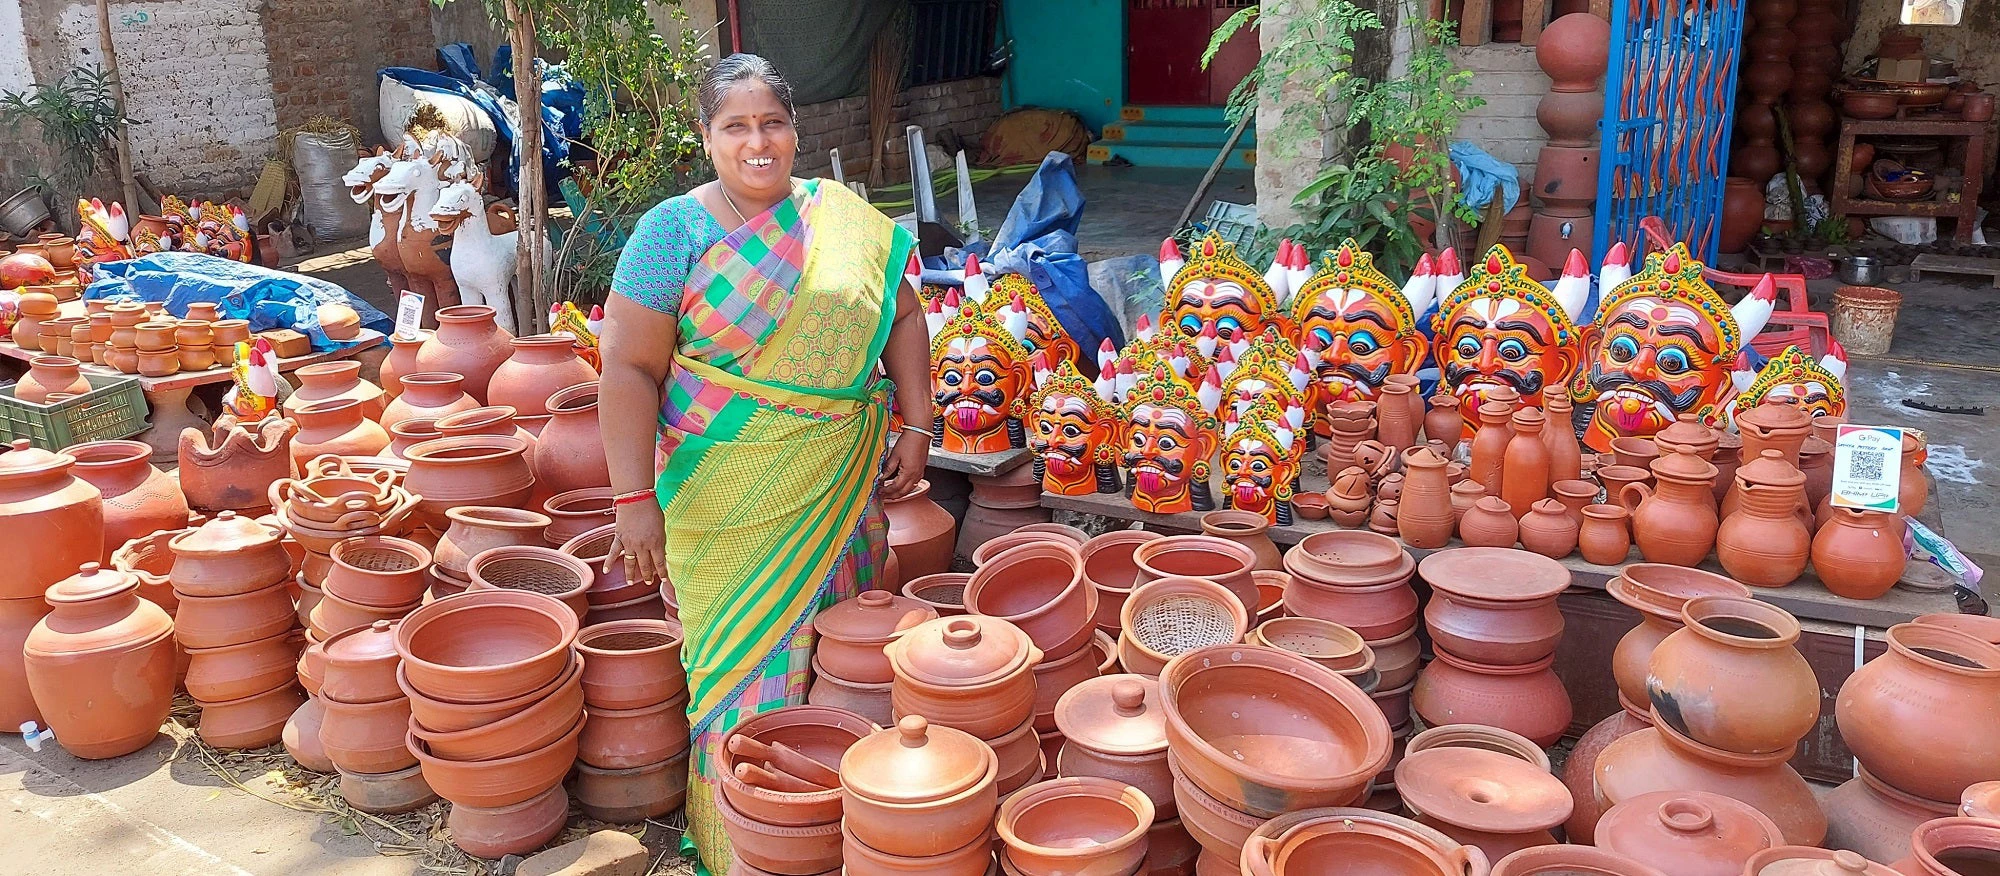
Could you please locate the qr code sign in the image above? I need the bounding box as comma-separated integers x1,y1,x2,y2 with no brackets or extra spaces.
1846,448,1888,481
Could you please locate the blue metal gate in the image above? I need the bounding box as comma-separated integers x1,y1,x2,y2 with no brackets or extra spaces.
1594,0,1751,263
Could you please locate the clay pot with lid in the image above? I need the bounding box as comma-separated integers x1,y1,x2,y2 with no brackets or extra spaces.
1491,845,1669,876
1608,565,1752,710
284,360,387,421
884,479,957,581
1594,790,1783,876
1081,530,1162,632
1413,650,1571,746
886,615,1041,739
840,822,994,876
486,334,597,424
532,382,612,495
169,510,291,597
402,435,536,531
815,589,936,684
22,562,176,759
1134,534,1258,616
183,630,303,702
1054,674,1173,819
1161,643,1391,817
1396,746,1573,861
1811,509,1906,600
414,305,515,402
319,619,404,704
966,539,1095,661
1517,499,1579,558
1646,596,1816,755
1460,496,1520,547
1238,807,1489,876
0,440,104,601
1593,718,1826,846
997,776,1154,876
69,439,189,564
1744,847,1901,876
1420,547,1570,666
394,589,579,704
1736,402,1811,467
1620,449,1719,566
1200,509,1282,572
377,372,480,432
1836,622,2000,803
840,714,1000,857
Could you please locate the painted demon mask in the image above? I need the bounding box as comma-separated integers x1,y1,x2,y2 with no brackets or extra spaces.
1292,240,1437,405
1729,343,1848,423
1433,246,1590,431
989,273,1081,371
1117,364,1222,515
929,307,1033,454
1158,233,1285,364
1025,355,1120,496
1220,394,1308,525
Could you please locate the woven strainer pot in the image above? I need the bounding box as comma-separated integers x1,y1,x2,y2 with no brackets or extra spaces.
1119,576,1248,677
467,544,593,622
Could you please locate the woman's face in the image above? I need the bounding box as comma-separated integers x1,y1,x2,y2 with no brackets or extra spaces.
705,79,796,200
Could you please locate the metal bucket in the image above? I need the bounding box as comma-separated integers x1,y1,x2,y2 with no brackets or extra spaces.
0,188,50,238
1832,285,1902,355
1838,255,1882,285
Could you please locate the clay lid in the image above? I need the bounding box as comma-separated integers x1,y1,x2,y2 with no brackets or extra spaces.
1053,674,1166,757
171,510,283,555
1394,747,1572,833
46,562,140,605
1596,790,1783,868
886,615,1037,687
1420,547,1569,602
1800,437,1833,459
323,619,402,667
1736,402,1812,433
812,589,936,644
1648,447,1717,483
1734,449,1806,488
1654,414,1719,453
1403,447,1447,470
841,715,995,804
1744,847,1902,876
0,439,75,479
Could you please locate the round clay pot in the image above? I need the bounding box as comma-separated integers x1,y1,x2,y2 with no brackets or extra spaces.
560,522,660,607
1811,509,1906,600
402,435,536,531
1646,596,1816,755
578,694,690,769
414,305,515,402
1200,510,1283,572
1899,817,2000,876
284,696,335,772
1620,449,1720,566
436,405,539,475
1744,846,1903,876
987,715,1045,796
532,382,612,496
411,671,583,762
1080,530,1163,632
575,618,685,709
378,372,481,433
22,562,177,759
807,654,894,725
1238,807,1487,876
1134,535,1258,616
322,536,430,609
1561,707,1652,849
1607,564,1752,709
1593,719,1827,846
1915,612,2000,645
1117,576,1249,678
1367,626,1423,691
173,578,297,649
0,440,105,602
1396,746,1572,862
1594,790,1783,876
465,544,593,622
1720,178,1765,253
1491,844,1670,876
309,585,419,639
1055,674,1173,819
15,355,91,404
967,539,1094,661
542,487,614,547
69,440,189,565
572,750,690,823
1419,547,1569,666
394,589,579,705
487,334,597,422
902,572,971,618
1517,499,1579,558
1160,644,1390,817
444,783,568,857
1411,650,1572,747
1459,496,1520,548
434,506,551,576
1835,622,2000,804
407,713,583,808
840,820,994,875
320,694,418,774
840,714,1001,858
1029,620,1104,732
997,776,1153,876
197,682,306,750
377,331,429,400
717,704,870,826
337,762,439,814
284,360,387,421
1579,504,1632,565
169,511,292,598
184,630,304,703
884,616,1042,739
319,619,403,704
385,417,442,459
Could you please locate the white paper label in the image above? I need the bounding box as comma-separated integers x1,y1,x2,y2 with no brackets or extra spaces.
393,292,424,340
1830,424,1905,513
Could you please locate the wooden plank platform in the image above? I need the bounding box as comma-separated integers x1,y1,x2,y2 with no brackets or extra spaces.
905,440,1031,477
1909,253,2000,288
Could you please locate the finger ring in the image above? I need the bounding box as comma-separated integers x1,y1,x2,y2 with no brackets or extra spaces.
622,553,637,560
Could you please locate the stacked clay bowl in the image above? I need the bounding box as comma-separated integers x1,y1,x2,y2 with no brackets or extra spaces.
170,512,307,751
570,617,691,822
310,536,430,641
1412,547,1574,748
716,704,875,873
1280,531,1421,727
561,522,669,625
810,589,936,724
316,619,430,813
396,589,582,857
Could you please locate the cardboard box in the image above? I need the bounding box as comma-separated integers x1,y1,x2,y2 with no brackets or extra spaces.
1880,57,1929,83
258,329,311,359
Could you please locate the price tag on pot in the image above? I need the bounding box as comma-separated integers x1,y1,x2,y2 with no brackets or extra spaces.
393,291,424,340
1830,424,1904,513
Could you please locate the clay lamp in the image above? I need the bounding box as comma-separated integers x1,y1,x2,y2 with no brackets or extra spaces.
1394,746,1574,861
966,539,1096,662
393,589,579,705
839,715,1000,859
1053,674,1173,820
167,510,292,598
1489,844,1671,876
996,776,1154,876
883,616,1042,740
1743,847,1903,876
1594,791,1784,876
574,618,686,709
718,704,875,827
812,589,937,684
1240,807,1487,876
1159,643,1392,818
1418,547,1571,667
318,619,404,704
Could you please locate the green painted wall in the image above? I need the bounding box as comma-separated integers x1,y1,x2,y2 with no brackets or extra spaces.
1001,0,1125,132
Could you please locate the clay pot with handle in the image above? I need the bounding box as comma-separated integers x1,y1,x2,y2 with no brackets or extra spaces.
1619,449,1718,566
1715,450,1811,588
1398,447,1455,548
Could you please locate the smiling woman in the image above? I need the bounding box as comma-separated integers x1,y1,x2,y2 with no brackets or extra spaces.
593,53,934,874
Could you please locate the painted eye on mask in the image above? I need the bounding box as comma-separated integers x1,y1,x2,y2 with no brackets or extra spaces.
1216,316,1243,339
975,369,998,387
1311,327,1334,348
1455,337,1481,359
1609,335,1639,363
1179,315,1203,336
1250,458,1268,473
1657,347,1691,375
1497,338,1529,362
1061,424,1083,439
1156,435,1179,452
1348,331,1379,356
942,371,964,386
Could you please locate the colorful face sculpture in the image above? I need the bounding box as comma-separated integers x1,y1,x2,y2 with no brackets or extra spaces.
1117,364,1222,515
1433,246,1590,430
1025,355,1120,496
989,273,1081,370
930,307,1034,454
1221,393,1308,525
1730,343,1848,422
1159,233,1285,363
1292,241,1437,405
1574,243,1775,451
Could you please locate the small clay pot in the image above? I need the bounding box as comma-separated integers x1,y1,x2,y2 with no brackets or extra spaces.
884,616,1041,740
1579,504,1632,565
445,783,569,857
309,588,419,639
338,762,439,814
901,573,971,618
996,776,1154,876
1517,499,1579,558
1080,530,1163,633
1411,650,1572,747
319,619,402,704
1055,675,1173,821
840,820,993,875
815,590,939,685
718,705,871,826
1119,576,1249,677
1406,723,1552,773
572,751,690,823
577,694,690,769
401,434,536,532
1133,535,1258,617
1459,497,1520,548
1419,547,1569,667
323,536,431,609
133,321,178,351
575,618,686,709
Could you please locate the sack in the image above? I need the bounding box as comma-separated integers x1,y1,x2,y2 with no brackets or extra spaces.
378,78,497,161
290,131,370,241
978,108,1093,167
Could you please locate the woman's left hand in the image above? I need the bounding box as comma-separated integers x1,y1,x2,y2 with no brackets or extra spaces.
879,435,929,499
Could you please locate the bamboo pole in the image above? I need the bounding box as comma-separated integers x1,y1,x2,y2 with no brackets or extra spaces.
94,0,140,215
506,0,547,332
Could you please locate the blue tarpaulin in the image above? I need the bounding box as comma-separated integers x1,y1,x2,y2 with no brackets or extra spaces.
83,253,392,352
1451,140,1521,216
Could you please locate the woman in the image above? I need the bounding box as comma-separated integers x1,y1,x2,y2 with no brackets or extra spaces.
598,54,932,872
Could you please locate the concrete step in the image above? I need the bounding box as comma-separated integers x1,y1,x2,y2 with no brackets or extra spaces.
1117,105,1230,125
1087,141,1257,169
1101,121,1257,147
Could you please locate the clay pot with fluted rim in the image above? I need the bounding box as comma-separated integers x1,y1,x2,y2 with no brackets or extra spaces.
1413,650,1571,746
0,440,104,601
966,539,1094,661
486,334,597,424
1620,449,1718,566
1836,622,2000,804
1593,717,1826,846
531,382,611,495
1420,547,1569,666
1237,807,1488,876
997,776,1154,876
1080,529,1162,633
1134,535,1258,616
886,615,1042,739
169,510,291,598
839,714,1000,857
1646,596,1817,755
414,305,515,402
319,619,402,704
402,435,536,531
69,440,189,564
1396,746,1572,861
284,360,387,421
1594,790,1783,875
377,372,480,433
22,563,176,759
1811,509,1906,600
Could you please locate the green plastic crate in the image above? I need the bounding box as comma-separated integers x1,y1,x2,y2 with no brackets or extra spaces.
0,372,148,449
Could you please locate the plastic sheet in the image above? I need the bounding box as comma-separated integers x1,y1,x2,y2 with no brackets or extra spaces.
82,253,392,352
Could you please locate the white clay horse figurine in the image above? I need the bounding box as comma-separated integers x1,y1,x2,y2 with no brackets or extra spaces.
430,173,528,335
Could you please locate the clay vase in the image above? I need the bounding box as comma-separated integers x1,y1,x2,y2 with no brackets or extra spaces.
69,440,189,564
15,355,91,404
378,331,431,399
1425,394,1465,451
1201,510,1281,573
0,439,105,601
1579,504,1632,565
1540,389,1582,483
1619,449,1718,566
401,435,537,531
1594,790,1784,875
1811,509,1906,600
377,372,480,434
23,562,176,759
1470,402,1513,496
1411,650,1572,746
1517,499,1579,559
1899,434,1930,517
486,335,597,426
1646,596,1817,756
533,382,611,495
1377,381,1420,451
1499,409,1550,518
1459,497,1519,548
1736,403,1811,467
1593,719,1826,846
289,398,391,468
283,360,388,422
1397,448,1455,549
1719,178,1765,253
885,479,957,580
1836,622,2000,804
414,305,515,402
1821,768,1956,868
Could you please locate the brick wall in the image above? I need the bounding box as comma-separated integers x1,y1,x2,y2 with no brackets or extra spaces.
792,76,1003,180
264,0,434,144
1449,42,1552,182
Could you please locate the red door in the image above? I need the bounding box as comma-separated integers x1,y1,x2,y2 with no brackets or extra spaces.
1126,0,1213,105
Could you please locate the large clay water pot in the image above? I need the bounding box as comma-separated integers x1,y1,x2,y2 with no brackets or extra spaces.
1719,178,1765,253
414,304,515,402
23,563,176,759
884,479,956,581
377,372,480,433
1835,623,2000,804
532,382,611,496
0,596,52,730
1645,596,1817,756
1821,766,1955,865
377,330,430,400
0,439,104,600
1811,509,1906,601
1593,718,1826,846
1619,449,1718,566
289,398,391,468
1607,565,1751,710
284,360,387,421
486,335,597,426
69,440,188,564
179,416,298,513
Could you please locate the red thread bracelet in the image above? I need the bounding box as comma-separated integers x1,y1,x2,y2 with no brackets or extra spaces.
613,491,655,507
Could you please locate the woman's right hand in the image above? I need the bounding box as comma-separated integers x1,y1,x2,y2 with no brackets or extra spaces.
606,501,669,585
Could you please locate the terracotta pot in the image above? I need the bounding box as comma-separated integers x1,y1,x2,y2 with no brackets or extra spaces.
1715,452,1810,588
1610,438,1661,470
377,372,481,433
1561,707,1651,847
1719,178,1765,253
575,618,685,710
1497,409,1550,518
414,305,515,402
1199,510,1282,572
1811,509,1906,600
132,321,178,351
434,505,550,576
384,417,441,460
184,630,304,703
173,578,296,649
1744,846,1902,876
378,331,430,399
1238,807,1488,876
1915,612,2000,645
807,654,894,725
1054,674,1173,819
561,522,661,607
1899,434,1930,517
1425,395,1466,451
1593,718,1826,846
1646,596,1816,755
284,696,335,772
575,691,688,769
841,821,994,876
542,487,615,547
15,355,91,405
317,536,428,610
572,751,690,823
1736,403,1811,467
1395,447,1454,548
1963,780,2000,820
1419,547,1569,666
841,715,1001,857
173,320,213,351
1251,570,1288,626
445,784,569,857
402,435,535,531
584,594,667,626
1028,624,1103,733
197,682,306,749
320,619,404,704
1579,504,1632,565
487,334,597,422
1491,844,1669,876
284,360,387,422
886,615,1041,738
532,382,612,496
1134,535,1258,616
1160,644,1390,817
320,694,419,774
169,510,292,599
1620,449,1719,566
997,776,1153,876
1594,790,1783,875
1080,530,1163,632
1836,622,2000,803
135,347,182,377
1412,651,1572,746
901,572,971,618
1406,723,1552,773
1897,817,2000,876
465,544,593,622
1247,617,1369,677
967,539,1095,661
1460,497,1520,548
717,704,870,826
22,563,176,759
1366,627,1421,691
1281,570,1419,642
397,653,576,736
1396,746,1572,862
407,714,584,808
309,587,419,639
436,405,539,477
394,589,579,705
0,440,105,602
1517,499,1579,558
68,440,189,565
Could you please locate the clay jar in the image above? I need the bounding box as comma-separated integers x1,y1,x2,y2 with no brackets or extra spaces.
1460,496,1520,548
966,539,1094,661
1396,746,1573,861
284,360,387,421
320,619,405,704
1500,408,1551,517
1736,403,1811,467
0,440,104,601
532,382,611,496
1593,719,1826,846
414,304,516,402
289,398,391,467
22,563,176,759
1426,395,1465,450
1579,504,1632,565
813,589,937,684
1594,790,1784,876
169,510,292,597
377,331,429,399
1607,565,1753,711
839,714,1000,858
1200,510,1282,572
15,355,90,404
1419,547,1569,665
1646,596,1817,755
1811,509,1906,600
1470,401,1514,494
1620,449,1718,566
377,372,480,433
885,615,1042,739
997,776,1153,876
402,435,536,531
1412,650,1572,746
1080,529,1161,632
68,439,189,564
1517,499,1579,558
486,335,597,425
1055,674,1173,820
1716,451,1811,587
1133,534,1258,616
1835,622,2000,804
1398,447,1455,548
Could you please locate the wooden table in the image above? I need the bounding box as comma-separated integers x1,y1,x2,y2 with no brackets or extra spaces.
1831,115,1990,242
